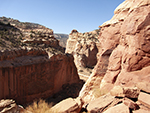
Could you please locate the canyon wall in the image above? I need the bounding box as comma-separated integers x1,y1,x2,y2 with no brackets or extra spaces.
0,17,79,105
79,0,150,103
0,49,79,104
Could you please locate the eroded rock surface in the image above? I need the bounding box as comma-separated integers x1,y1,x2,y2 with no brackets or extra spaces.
79,0,150,103
65,29,100,77
0,17,80,105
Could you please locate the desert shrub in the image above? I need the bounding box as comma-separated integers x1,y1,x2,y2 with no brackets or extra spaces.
25,99,54,113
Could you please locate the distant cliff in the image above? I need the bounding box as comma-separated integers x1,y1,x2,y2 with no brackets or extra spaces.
65,29,100,77
54,33,69,48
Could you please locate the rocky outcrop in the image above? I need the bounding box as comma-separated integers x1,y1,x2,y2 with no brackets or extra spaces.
79,0,150,104
65,29,100,76
0,17,80,105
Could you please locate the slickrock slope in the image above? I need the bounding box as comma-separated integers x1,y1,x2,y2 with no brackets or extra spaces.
0,17,79,104
79,0,150,104
65,29,100,77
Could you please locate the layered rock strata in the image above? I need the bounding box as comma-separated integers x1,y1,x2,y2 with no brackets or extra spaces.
0,17,79,105
0,48,79,104
79,0,150,104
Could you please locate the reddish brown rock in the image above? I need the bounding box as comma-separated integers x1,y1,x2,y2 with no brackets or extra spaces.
0,49,79,104
79,0,150,103
123,98,139,110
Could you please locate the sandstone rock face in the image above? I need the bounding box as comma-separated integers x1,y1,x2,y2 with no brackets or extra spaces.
0,17,79,105
0,49,79,104
65,29,100,76
79,0,150,103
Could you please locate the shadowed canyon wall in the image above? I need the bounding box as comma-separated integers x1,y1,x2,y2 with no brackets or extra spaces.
0,49,79,104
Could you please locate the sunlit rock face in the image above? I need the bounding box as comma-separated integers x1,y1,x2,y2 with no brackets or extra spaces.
0,17,80,104
65,29,100,75
79,0,150,103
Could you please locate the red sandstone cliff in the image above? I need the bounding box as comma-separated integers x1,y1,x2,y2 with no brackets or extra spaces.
0,17,80,105
79,0,150,103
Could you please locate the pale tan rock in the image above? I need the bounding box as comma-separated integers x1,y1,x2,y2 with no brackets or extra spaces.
138,92,150,108
133,109,150,113
50,98,82,113
103,103,130,113
110,86,140,98
87,93,115,113
65,29,100,72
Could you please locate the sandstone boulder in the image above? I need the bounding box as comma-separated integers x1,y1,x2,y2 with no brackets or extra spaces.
110,86,140,98
50,97,83,113
87,93,115,113
138,92,150,109
103,103,130,113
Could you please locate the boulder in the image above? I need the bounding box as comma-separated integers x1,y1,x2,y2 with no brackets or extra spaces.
50,97,83,113
103,103,130,113
87,93,115,113
138,92,150,109
133,109,150,113
110,86,140,98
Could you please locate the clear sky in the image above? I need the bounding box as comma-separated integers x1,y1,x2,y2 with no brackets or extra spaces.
0,0,125,34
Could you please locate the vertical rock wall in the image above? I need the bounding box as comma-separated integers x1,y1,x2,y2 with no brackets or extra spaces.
0,49,79,104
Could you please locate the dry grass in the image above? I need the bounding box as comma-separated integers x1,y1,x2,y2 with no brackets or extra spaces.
25,99,55,113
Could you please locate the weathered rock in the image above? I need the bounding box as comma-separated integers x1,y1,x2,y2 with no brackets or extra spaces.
103,103,130,113
87,93,115,113
0,49,79,104
0,99,25,113
133,109,150,113
65,29,100,75
50,97,83,113
79,0,150,103
123,98,139,110
138,92,150,109
110,86,140,98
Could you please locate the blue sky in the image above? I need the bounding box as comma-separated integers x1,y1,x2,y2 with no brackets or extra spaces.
0,0,124,34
